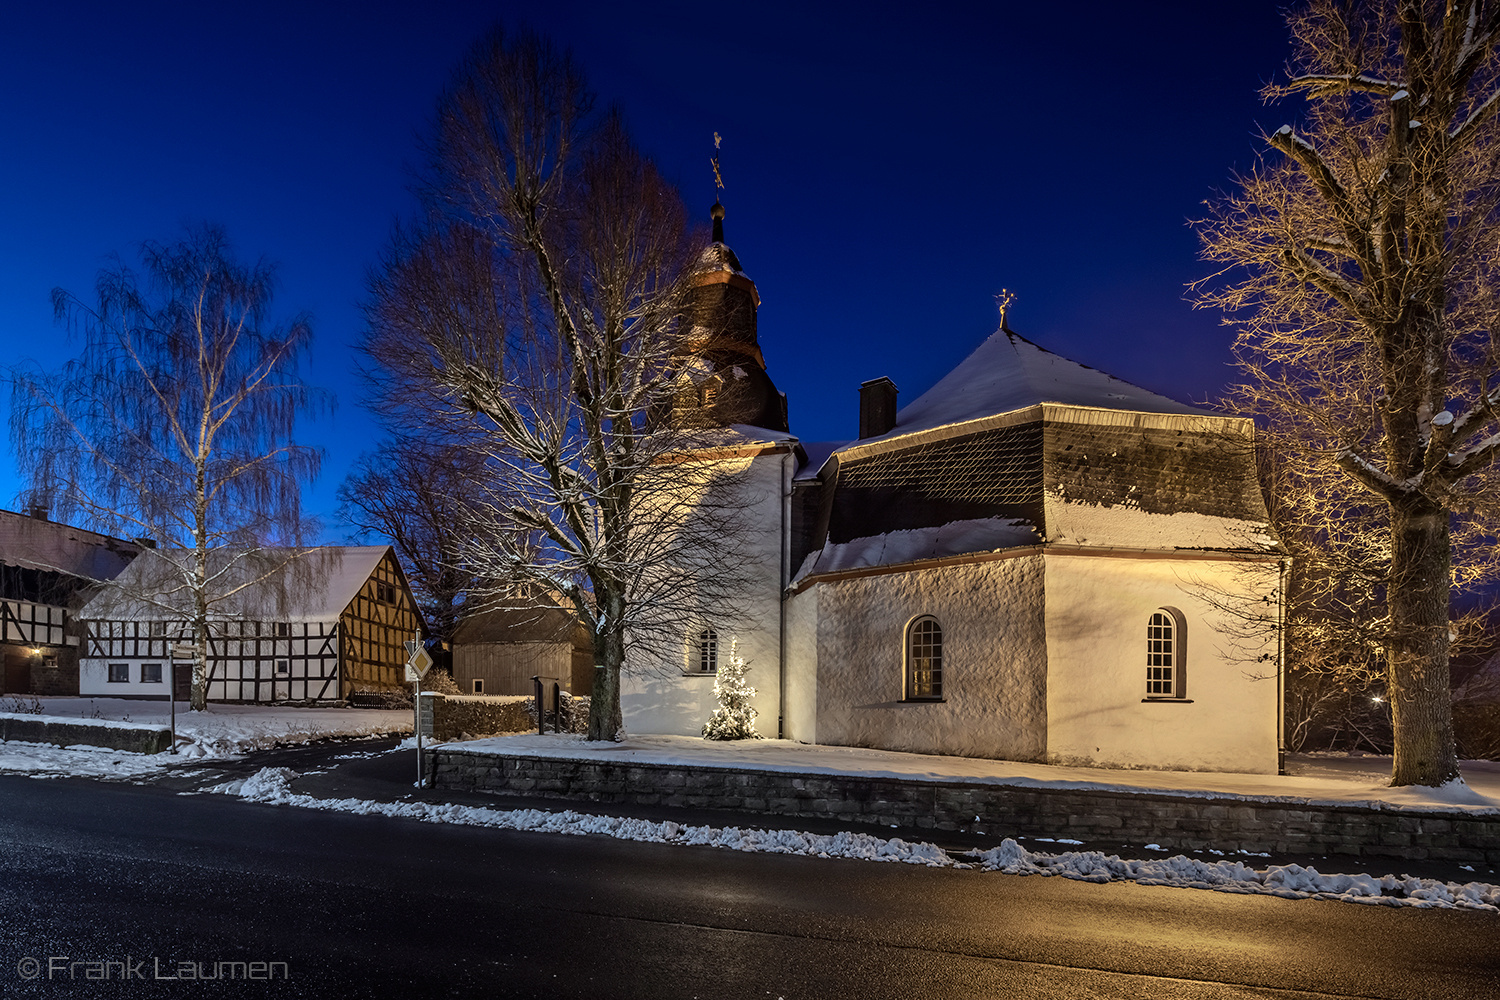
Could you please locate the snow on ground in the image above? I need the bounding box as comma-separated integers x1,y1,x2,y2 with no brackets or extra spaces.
219,765,1500,913
0,739,175,779
0,697,412,777
444,733,1500,815
27,697,412,756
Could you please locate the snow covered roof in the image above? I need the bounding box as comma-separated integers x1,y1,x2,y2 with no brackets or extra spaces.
78,546,396,623
694,242,746,276
794,441,846,482
792,517,1041,585
0,509,141,582
878,326,1213,442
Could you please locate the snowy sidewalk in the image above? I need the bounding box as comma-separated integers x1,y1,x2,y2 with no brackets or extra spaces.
441,732,1500,816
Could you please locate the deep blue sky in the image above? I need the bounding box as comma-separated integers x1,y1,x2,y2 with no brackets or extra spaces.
1,2,1292,543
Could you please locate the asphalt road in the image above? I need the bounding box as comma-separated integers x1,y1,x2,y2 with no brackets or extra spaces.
0,773,1497,999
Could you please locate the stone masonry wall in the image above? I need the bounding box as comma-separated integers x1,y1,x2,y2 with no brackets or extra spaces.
0,713,171,754
431,748,1500,864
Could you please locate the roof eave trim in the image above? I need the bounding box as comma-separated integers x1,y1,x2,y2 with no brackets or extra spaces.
836,403,1250,463
789,539,1284,594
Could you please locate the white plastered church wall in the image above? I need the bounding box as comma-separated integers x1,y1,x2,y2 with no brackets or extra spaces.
1042,552,1280,773
808,553,1048,760
621,449,788,737
781,584,819,743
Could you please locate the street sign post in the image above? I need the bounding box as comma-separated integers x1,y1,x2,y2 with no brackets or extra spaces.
405,633,431,788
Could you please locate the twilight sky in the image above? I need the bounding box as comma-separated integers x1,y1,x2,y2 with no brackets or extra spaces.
0,2,1293,542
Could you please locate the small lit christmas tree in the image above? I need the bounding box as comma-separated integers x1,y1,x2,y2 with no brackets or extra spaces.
702,640,762,740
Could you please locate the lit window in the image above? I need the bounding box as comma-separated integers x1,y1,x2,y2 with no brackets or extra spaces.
696,628,719,673
905,617,943,700
107,663,129,683
141,663,162,684
1146,609,1187,698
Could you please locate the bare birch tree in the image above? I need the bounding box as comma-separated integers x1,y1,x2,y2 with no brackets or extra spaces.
362,27,756,741
1197,0,1500,785
10,225,325,710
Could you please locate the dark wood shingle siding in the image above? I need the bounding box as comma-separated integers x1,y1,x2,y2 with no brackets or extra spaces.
825,422,1044,543
1041,420,1268,526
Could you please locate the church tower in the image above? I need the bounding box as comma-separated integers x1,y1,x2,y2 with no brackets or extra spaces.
668,202,788,432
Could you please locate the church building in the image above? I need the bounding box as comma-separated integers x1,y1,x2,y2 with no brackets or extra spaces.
620,204,1284,774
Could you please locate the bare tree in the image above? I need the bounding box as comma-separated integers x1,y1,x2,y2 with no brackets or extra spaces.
337,438,480,644
10,224,325,710
1197,0,1500,785
362,27,757,741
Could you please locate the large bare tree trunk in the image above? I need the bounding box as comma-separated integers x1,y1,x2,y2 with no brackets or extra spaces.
1387,501,1458,785
587,588,626,741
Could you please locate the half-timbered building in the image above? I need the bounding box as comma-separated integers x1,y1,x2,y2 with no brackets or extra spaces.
77,546,422,703
0,508,141,696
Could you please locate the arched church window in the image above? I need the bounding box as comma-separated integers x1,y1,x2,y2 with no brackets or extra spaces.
1146,608,1187,698
905,616,943,701
696,627,719,673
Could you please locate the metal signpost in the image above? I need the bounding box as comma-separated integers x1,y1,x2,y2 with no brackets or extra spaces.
403,632,433,788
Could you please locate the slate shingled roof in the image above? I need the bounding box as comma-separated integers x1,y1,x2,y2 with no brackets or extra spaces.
0,509,140,582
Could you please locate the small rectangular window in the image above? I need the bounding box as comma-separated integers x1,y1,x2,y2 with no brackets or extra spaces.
141,663,163,684
149,621,166,637
275,659,290,676
696,628,718,673
274,622,291,637
107,663,129,683
472,678,484,694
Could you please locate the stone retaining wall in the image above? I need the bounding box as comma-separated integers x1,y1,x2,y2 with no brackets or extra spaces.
431,748,1500,863
0,713,172,754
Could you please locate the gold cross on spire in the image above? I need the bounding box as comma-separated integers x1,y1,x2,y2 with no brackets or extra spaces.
711,132,725,194
996,288,1016,329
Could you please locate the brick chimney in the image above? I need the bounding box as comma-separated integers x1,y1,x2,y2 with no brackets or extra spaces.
858,377,898,439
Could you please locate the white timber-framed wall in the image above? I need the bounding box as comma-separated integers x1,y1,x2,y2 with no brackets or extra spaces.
79,547,422,703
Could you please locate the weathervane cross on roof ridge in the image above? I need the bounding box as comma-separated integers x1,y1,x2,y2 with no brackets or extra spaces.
995,288,1016,330
711,132,724,197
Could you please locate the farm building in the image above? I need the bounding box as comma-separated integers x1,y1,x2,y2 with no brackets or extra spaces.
452,605,593,697
0,507,142,697
77,545,422,703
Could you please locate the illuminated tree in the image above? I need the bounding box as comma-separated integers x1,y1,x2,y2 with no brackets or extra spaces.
361,27,755,741
702,640,761,741
1198,0,1500,785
